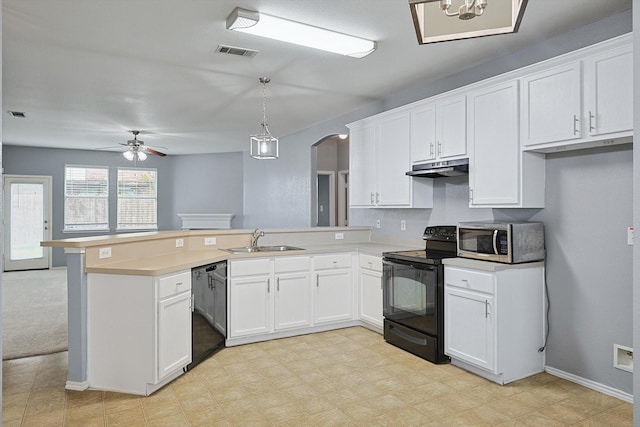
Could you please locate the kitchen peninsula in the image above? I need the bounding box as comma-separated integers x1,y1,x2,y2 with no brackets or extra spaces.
42,226,414,395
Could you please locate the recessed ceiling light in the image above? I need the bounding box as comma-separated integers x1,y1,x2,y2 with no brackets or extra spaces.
7,111,26,118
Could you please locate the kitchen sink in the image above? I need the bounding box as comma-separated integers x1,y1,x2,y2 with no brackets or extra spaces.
224,245,304,253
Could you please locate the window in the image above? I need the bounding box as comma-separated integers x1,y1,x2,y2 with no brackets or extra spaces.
117,168,157,230
64,166,109,232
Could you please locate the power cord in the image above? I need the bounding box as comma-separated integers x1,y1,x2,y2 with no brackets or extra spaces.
538,264,550,352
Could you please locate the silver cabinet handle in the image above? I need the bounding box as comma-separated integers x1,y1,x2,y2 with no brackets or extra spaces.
437,141,442,157
573,114,580,135
469,188,473,203
267,278,270,293
277,277,280,292
485,300,489,318
429,142,434,158
370,192,374,204
316,274,320,287
492,229,499,255
589,111,596,132
375,192,380,203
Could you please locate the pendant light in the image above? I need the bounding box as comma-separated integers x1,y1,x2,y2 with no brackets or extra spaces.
250,77,279,160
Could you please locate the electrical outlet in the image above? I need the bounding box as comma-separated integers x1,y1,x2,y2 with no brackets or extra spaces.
204,237,217,246
376,219,381,229
335,232,344,240
176,238,184,248
99,247,112,259
614,344,633,373
401,220,406,231
628,226,634,246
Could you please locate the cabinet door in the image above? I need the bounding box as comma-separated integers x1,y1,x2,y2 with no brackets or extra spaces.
229,275,271,337
410,102,437,163
437,95,467,159
445,287,495,372
275,271,311,331
359,268,383,327
584,45,633,136
468,81,520,206
157,292,192,380
314,269,353,324
376,112,411,206
349,122,376,207
521,62,582,146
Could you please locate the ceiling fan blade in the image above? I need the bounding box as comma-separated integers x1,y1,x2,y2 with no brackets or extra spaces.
95,145,126,150
144,147,167,157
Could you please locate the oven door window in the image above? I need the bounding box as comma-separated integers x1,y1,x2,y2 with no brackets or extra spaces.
383,262,438,336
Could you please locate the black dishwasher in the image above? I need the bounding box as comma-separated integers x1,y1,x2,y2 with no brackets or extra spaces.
187,261,226,370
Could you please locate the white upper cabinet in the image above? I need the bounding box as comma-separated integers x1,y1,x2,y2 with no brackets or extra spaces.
410,95,467,164
349,121,376,207
521,34,632,152
348,110,433,209
521,61,582,147
468,80,544,208
583,44,633,137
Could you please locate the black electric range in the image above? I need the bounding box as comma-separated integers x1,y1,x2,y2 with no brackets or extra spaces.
381,225,457,363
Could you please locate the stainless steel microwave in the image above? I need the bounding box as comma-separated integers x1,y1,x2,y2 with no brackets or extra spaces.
457,222,545,264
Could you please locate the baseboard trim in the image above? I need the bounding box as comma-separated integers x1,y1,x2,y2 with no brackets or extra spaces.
65,380,90,391
545,366,633,403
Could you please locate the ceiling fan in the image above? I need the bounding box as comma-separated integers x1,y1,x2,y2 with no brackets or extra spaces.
98,130,167,161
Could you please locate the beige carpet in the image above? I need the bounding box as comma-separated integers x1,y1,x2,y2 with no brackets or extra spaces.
2,268,68,360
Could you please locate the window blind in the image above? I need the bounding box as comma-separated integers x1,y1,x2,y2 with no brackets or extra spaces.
64,166,109,231
117,168,157,230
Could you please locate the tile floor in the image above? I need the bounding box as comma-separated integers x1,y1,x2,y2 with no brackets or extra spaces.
2,327,633,426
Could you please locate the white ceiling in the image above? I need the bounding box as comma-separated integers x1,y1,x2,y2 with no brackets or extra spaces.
2,0,631,155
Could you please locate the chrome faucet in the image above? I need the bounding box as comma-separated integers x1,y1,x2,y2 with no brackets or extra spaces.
251,229,265,248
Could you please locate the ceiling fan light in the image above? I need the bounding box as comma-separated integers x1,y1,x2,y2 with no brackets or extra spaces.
137,150,147,161
123,150,135,161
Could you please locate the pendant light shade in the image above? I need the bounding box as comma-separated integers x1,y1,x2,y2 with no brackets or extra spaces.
250,77,279,160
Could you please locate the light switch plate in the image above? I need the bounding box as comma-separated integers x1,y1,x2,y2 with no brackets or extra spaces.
204,237,217,246
335,232,344,240
400,220,406,231
99,247,112,259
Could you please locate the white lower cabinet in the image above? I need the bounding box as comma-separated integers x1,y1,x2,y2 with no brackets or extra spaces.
228,256,311,339
87,270,192,395
313,253,354,325
444,262,544,384
358,254,383,329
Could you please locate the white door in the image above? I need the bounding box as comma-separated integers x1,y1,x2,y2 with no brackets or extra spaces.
3,175,52,271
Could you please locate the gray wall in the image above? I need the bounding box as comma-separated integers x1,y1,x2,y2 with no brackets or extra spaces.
170,152,244,229
533,146,633,394
241,9,634,395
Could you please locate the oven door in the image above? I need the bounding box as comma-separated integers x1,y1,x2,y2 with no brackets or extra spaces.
382,258,439,336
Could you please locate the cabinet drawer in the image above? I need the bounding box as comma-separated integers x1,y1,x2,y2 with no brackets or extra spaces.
158,271,192,300
313,253,352,270
274,256,310,273
230,259,271,277
445,267,494,294
359,254,382,272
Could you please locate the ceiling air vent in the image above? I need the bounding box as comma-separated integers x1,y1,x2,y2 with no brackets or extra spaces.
7,110,26,118
216,44,258,58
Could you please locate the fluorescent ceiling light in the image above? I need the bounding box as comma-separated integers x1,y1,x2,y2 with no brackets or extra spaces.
409,0,528,44
226,7,377,58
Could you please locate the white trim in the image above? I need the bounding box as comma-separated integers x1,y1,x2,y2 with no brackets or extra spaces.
65,380,90,391
337,170,348,227
545,366,633,403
